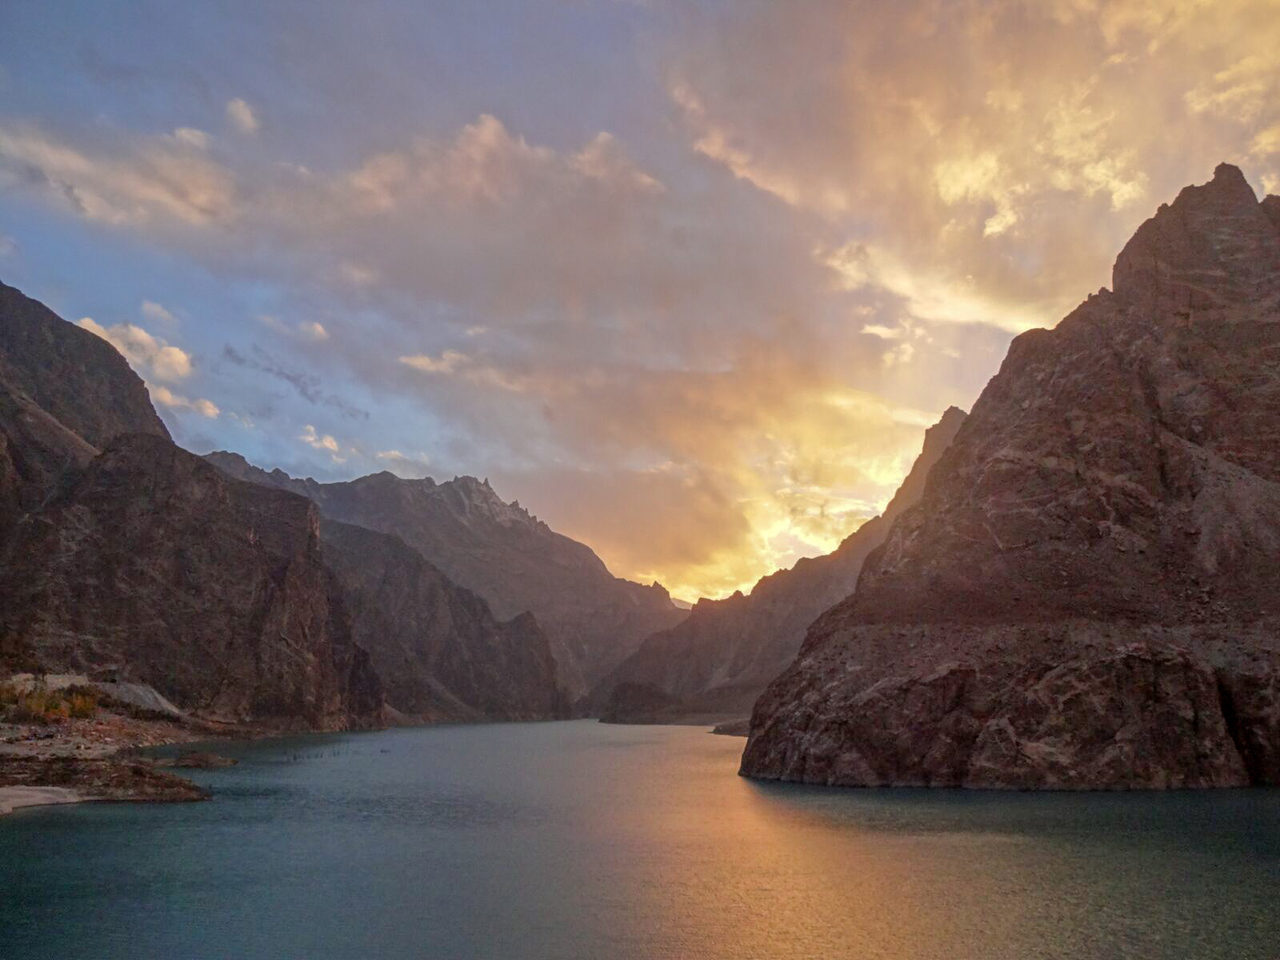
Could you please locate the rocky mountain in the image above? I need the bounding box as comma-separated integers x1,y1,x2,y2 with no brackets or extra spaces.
318,517,566,721
742,164,1280,789
0,434,384,729
592,407,967,722
0,281,169,541
0,280,564,728
205,453,687,696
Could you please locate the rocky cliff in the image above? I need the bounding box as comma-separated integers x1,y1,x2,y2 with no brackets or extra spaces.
1,281,566,727
591,407,967,721
0,434,384,728
205,454,687,696
0,281,168,539
741,164,1280,789
319,517,566,721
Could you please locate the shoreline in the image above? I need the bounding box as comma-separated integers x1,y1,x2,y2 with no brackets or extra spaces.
0,711,215,818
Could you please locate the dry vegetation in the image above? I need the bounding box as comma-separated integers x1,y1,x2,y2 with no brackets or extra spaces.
0,681,99,724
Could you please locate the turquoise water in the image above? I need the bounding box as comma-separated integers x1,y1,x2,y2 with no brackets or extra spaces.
2,720,1279,959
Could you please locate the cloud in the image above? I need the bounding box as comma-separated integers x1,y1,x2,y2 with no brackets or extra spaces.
151,385,219,418
299,423,347,463
76,317,193,381
77,313,220,421
225,98,259,135
663,0,1280,333
9,3,1280,598
222,343,368,419
141,300,176,326
0,233,14,256
299,423,338,453
260,314,330,341
0,124,237,226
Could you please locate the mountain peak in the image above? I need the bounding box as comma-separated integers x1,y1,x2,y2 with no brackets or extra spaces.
1112,163,1280,309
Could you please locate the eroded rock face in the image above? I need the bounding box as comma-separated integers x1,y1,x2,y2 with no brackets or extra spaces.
590,408,966,720
0,435,384,728
205,454,687,696
319,517,567,721
742,164,1280,789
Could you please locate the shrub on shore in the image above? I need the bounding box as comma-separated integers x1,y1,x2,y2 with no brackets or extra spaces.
0,682,98,723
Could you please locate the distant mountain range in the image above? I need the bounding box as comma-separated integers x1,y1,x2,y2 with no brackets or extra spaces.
203,453,687,698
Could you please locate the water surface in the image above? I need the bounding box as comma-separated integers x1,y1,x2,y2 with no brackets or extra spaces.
2,721,1279,959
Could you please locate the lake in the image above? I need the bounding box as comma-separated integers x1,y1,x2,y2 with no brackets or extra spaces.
2,720,1279,959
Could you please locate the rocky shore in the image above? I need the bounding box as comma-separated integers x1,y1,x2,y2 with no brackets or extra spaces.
0,675,259,816
0,712,211,816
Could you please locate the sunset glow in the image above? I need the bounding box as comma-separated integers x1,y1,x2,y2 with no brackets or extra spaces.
2,1,1279,600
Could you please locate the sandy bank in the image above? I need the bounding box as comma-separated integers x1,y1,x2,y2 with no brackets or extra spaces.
0,785,84,816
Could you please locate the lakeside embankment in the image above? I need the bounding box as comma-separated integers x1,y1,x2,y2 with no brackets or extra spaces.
0,674,245,816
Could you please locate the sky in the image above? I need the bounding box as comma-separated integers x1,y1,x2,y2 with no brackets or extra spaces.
1,0,1279,602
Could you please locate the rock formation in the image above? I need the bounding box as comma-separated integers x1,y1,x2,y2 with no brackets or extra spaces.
0,280,563,728
319,517,566,721
741,164,1280,789
591,407,967,721
1,434,384,728
0,281,168,541
205,453,687,696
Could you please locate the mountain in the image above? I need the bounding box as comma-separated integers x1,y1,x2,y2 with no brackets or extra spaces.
0,280,563,728
742,164,1280,789
318,517,566,721
0,280,169,541
204,454,687,696
591,407,967,721
0,434,383,729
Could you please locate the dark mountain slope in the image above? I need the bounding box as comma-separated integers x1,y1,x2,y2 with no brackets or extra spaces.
205,454,686,695
742,164,1280,789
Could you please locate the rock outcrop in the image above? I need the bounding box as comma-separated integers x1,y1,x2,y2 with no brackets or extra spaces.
205,454,687,696
590,407,966,721
741,164,1280,789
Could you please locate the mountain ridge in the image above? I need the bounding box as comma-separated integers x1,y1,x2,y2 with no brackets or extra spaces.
741,163,1280,789
205,450,687,696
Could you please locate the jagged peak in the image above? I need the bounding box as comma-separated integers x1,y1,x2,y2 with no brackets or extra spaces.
1112,162,1280,308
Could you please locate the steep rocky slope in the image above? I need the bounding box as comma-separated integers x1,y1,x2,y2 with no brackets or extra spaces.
319,517,566,721
0,434,384,728
0,281,169,539
205,454,686,695
1,281,565,728
742,164,1280,789
592,407,966,721
0,281,170,451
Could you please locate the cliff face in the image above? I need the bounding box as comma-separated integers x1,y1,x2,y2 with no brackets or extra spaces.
0,283,384,728
0,435,384,728
0,281,569,727
591,407,967,720
205,454,687,696
742,164,1280,789
319,517,566,721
